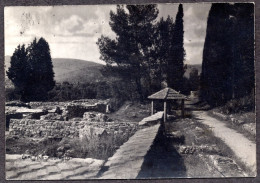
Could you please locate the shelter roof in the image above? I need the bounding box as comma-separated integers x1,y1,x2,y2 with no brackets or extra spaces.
148,87,187,100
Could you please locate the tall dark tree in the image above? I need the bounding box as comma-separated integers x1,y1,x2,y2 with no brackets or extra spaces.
26,38,55,101
97,5,159,101
200,3,254,107
167,4,186,91
200,4,237,106
6,44,29,100
7,37,55,101
232,3,254,98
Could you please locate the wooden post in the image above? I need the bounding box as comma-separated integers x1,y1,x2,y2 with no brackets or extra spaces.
164,100,167,122
181,99,184,118
151,100,154,115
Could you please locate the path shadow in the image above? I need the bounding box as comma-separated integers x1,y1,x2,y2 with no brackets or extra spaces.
136,124,187,178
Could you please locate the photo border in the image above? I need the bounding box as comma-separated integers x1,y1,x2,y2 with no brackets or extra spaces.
0,0,259,182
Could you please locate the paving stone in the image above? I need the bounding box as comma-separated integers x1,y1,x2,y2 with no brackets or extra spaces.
46,165,60,174
42,173,63,180
6,170,18,179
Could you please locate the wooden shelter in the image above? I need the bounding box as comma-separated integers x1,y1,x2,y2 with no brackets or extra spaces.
148,87,187,122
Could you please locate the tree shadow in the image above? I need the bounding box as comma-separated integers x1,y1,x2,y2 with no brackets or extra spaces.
136,124,187,178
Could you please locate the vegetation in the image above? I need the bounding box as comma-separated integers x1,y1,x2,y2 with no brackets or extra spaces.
189,68,200,91
97,4,186,102
200,3,254,107
167,4,186,91
7,38,55,102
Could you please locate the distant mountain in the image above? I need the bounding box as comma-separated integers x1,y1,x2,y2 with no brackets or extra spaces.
184,64,202,78
5,56,104,83
5,56,202,84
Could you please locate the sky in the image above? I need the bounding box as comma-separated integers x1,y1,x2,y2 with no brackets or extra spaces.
5,3,211,65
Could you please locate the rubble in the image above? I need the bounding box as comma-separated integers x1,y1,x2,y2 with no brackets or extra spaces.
83,112,110,122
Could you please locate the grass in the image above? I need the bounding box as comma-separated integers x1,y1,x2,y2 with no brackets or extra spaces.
164,115,254,176
6,127,137,160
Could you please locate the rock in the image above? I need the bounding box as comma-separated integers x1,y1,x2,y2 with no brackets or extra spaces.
43,155,49,161
57,146,65,152
195,127,204,133
57,152,64,158
40,113,64,120
83,112,110,122
178,146,196,154
197,145,220,154
242,123,256,136
65,149,75,157
6,101,31,108
22,154,31,159
30,156,36,161
79,126,108,140
54,106,62,114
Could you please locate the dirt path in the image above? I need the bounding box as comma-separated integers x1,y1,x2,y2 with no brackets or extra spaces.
193,111,256,173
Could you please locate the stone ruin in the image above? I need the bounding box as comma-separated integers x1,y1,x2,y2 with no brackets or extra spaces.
6,99,111,129
6,99,139,150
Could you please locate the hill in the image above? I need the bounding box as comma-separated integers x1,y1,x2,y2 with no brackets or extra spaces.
184,64,202,78
5,56,201,84
5,56,104,84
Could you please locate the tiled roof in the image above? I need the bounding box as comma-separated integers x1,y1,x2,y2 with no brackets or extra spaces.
148,87,186,100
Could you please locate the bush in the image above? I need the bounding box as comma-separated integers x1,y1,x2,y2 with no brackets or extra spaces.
220,93,255,114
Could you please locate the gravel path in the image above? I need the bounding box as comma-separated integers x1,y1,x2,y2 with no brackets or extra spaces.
193,111,256,174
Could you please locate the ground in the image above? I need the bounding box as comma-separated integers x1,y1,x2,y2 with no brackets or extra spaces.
106,101,150,122
5,98,256,179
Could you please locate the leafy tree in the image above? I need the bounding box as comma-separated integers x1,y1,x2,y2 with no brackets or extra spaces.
151,16,175,91
97,5,159,101
6,44,29,100
167,4,186,91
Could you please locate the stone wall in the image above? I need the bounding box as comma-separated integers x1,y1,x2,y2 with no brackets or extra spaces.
9,119,138,139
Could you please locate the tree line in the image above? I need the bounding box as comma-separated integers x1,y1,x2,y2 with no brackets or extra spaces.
200,3,254,107
7,4,187,103
97,4,186,101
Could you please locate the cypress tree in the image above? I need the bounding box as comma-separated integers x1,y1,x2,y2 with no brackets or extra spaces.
6,44,29,100
26,37,55,101
200,3,254,107
200,4,233,106
167,4,186,92
7,37,55,101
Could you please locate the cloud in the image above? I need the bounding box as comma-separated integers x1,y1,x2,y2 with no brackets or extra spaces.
5,4,211,65
4,5,116,63
183,3,211,64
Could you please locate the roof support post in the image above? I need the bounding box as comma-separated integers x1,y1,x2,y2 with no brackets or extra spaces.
151,100,154,115
181,99,185,118
164,100,167,122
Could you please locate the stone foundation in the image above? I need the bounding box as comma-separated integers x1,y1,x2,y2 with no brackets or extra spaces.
9,119,138,139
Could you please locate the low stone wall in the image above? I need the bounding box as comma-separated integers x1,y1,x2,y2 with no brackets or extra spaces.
9,119,138,139
63,103,110,119
29,99,110,110
29,102,67,109
99,111,164,179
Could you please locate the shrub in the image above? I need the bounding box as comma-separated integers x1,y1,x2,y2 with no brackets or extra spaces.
220,93,255,114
